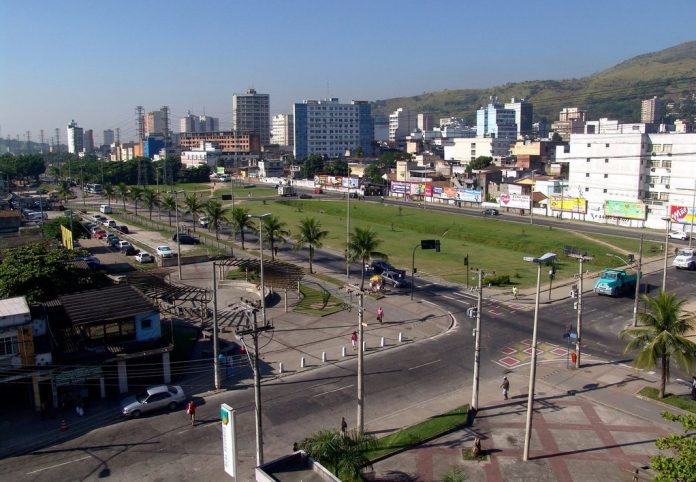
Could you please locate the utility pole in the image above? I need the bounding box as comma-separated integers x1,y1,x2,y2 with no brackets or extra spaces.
569,253,592,368
633,235,643,327
357,290,364,433
212,265,221,389
471,270,483,411
346,173,351,278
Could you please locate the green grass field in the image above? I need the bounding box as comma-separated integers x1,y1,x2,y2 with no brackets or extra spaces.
238,199,659,287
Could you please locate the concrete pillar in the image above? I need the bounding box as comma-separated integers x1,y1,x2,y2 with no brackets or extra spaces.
32,376,41,412
162,352,171,384
117,360,128,394
100,377,106,398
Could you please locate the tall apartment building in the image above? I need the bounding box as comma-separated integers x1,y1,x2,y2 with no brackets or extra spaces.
293,98,373,160
504,97,533,138
66,120,83,155
180,111,220,133
232,89,270,146
418,113,434,132
641,96,664,124
389,108,417,143
271,114,294,147
551,107,587,141
476,99,517,139
103,129,114,146
83,129,94,153
145,108,169,137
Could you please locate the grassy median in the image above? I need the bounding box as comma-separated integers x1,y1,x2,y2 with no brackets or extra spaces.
639,386,696,413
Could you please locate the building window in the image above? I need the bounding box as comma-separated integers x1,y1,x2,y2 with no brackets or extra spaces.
605,144,610,147
659,192,669,201
585,173,590,177
585,187,589,192
0,336,18,356
603,189,607,193
604,174,608,178
587,143,591,147
586,158,590,162
605,158,609,163
141,319,152,330
662,160,672,168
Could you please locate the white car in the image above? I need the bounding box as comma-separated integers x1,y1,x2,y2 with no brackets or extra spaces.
669,230,690,240
156,246,173,258
673,248,696,270
135,252,154,263
121,385,186,418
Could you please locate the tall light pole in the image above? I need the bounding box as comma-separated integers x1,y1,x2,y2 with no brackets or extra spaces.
608,238,643,328
248,213,272,324
171,190,184,280
661,216,670,291
569,253,592,368
346,171,351,278
471,269,483,411
529,170,536,225
522,252,556,462
211,263,221,390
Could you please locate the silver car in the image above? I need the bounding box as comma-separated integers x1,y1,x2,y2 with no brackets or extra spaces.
121,385,186,418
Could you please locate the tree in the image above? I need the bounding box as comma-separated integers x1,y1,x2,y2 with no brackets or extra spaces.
551,132,563,142
0,242,106,303
142,188,159,220
230,207,254,249
116,183,129,211
261,215,290,261
650,411,696,481
129,185,143,216
363,163,386,185
57,180,72,205
299,154,324,179
299,429,376,481
42,216,85,241
465,156,493,173
160,193,177,227
347,227,387,291
203,199,229,241
620,291,696,398
183,192,204,233
293,217,328,274
103,183,115,207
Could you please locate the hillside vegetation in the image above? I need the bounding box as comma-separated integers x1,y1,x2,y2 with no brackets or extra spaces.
372,41,696,124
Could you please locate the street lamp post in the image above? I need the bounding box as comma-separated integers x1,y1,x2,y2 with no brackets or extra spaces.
171,190,184,280
346,170,351,278
522,252,556,462
529,170,536,225
248,213,272,324
471,269,483,411
661,216,670,291
569,253,593,368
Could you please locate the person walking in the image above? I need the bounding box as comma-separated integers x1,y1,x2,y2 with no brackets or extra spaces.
501,376,510,400
351,331,357,350
186,400,196,426
377,306,384,324
691,376,696,401
340,417,348,437
512,286,518,300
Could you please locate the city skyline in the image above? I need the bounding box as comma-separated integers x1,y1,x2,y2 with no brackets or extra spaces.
1,0,695,142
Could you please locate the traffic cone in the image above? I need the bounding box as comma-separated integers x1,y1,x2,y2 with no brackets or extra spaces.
60,419,68,432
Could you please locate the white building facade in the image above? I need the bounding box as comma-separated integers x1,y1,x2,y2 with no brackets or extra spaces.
67,120,83,154
443,137,514,164
271,114,294,147
389,108,417,143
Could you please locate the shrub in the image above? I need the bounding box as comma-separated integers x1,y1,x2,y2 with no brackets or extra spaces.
483,274,511,286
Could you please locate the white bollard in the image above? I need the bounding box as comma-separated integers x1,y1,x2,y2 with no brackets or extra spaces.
342,346,346,357
363,341,367,351
301,356,305,368
322,351,326,363
279,362,283,374
398,332,403,343
380,336,385,347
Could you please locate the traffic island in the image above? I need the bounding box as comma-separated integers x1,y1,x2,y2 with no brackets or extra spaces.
637,386,696,413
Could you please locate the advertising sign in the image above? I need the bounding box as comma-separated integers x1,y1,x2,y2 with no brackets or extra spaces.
409,183,424,195
456,189,482,203
604,200,646,220
220,404,237,477
498,193,531,210
60,225,73,250
216,166,225,174
341,177,360,188
425,184,433,196
432,186,443,196
549,196,587,213
390,181,406,193
55,366,102,387
670,205,696,225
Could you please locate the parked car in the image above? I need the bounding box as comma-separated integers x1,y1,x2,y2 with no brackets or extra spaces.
669,230,690,240
94,215,106,223
172,233,200,245
482,208,499,216
673,248,696,270
104,220,117,228
122,245,139,256
93,230,107,239
299,193,312,199
117,225,129,234
109,237,121,247
135,252,154,263
199,216,208,228
366,259,396,274
90,225,102,234
156,246,173,258
117,240,132,250
381,270,408,288
120,385,186,418
105,233,118,243
313,188,323,194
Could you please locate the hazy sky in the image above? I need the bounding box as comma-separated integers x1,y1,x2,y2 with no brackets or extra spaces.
2,0,695,144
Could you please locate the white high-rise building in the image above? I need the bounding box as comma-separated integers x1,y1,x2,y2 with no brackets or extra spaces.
271,114,294,147
67,120,83,154
232,88,270,146
641,96,663,124
389,108,417,143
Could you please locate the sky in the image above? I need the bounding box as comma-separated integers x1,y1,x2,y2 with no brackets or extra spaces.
1,0,696,144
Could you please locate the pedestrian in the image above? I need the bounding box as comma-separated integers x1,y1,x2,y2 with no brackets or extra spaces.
691,376,696,401
351,331,357,350
340,417,348,437
512,286,518,300
274,246,278,257
377,306,384,324
501,376,510,400
186,400,196,426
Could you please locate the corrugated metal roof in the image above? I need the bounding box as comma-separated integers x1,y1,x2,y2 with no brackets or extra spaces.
59,285,157,325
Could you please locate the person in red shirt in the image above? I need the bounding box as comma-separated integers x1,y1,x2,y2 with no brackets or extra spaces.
377,306,384,324
186,400,196,426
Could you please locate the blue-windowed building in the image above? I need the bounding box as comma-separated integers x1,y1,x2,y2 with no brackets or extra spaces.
143,137,165,159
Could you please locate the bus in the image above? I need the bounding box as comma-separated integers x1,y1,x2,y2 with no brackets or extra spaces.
85,183,103,194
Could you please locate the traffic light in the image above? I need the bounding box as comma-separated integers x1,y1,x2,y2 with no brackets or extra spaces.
421,240,436,250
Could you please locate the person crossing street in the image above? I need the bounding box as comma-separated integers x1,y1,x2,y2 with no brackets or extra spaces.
377,306,384,324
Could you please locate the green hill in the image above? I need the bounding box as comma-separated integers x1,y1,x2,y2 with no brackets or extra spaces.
372,41,696,124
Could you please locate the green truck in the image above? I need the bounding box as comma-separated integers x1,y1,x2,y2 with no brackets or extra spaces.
593,269,637,297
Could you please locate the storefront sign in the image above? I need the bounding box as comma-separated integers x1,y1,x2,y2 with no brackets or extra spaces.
54,366,102,387
221,404,238,477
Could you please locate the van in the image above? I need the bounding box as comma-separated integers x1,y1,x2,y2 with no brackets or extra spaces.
100,205,113,214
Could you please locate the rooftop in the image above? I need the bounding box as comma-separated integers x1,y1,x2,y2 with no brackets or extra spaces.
59,285,157,325
0,296,30,318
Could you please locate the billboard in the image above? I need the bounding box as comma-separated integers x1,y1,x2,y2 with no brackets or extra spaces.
498,193,531,210
341,177,360,188
604,200,646,220
220,404,238,477
390,181,406,193
61,225,73,250
456,189,483,203
549,196,587,214
670,205,696,225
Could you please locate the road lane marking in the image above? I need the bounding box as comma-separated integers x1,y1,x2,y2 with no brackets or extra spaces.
26,456,92,475
409,359,441,370
313,384,353,397
439,295,470,304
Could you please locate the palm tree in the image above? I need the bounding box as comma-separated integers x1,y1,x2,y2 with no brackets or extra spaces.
103,183,115,207
160,193,177,227
57,180,72,205
142,188,159,220
203,199,229,241
620,290,696,398
182,192,204,233
116,183,129,211
347,227,387,291
262,215,290,261
299,429,376,480
129,185,143,216
293,217,328,274
230,207,254,249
